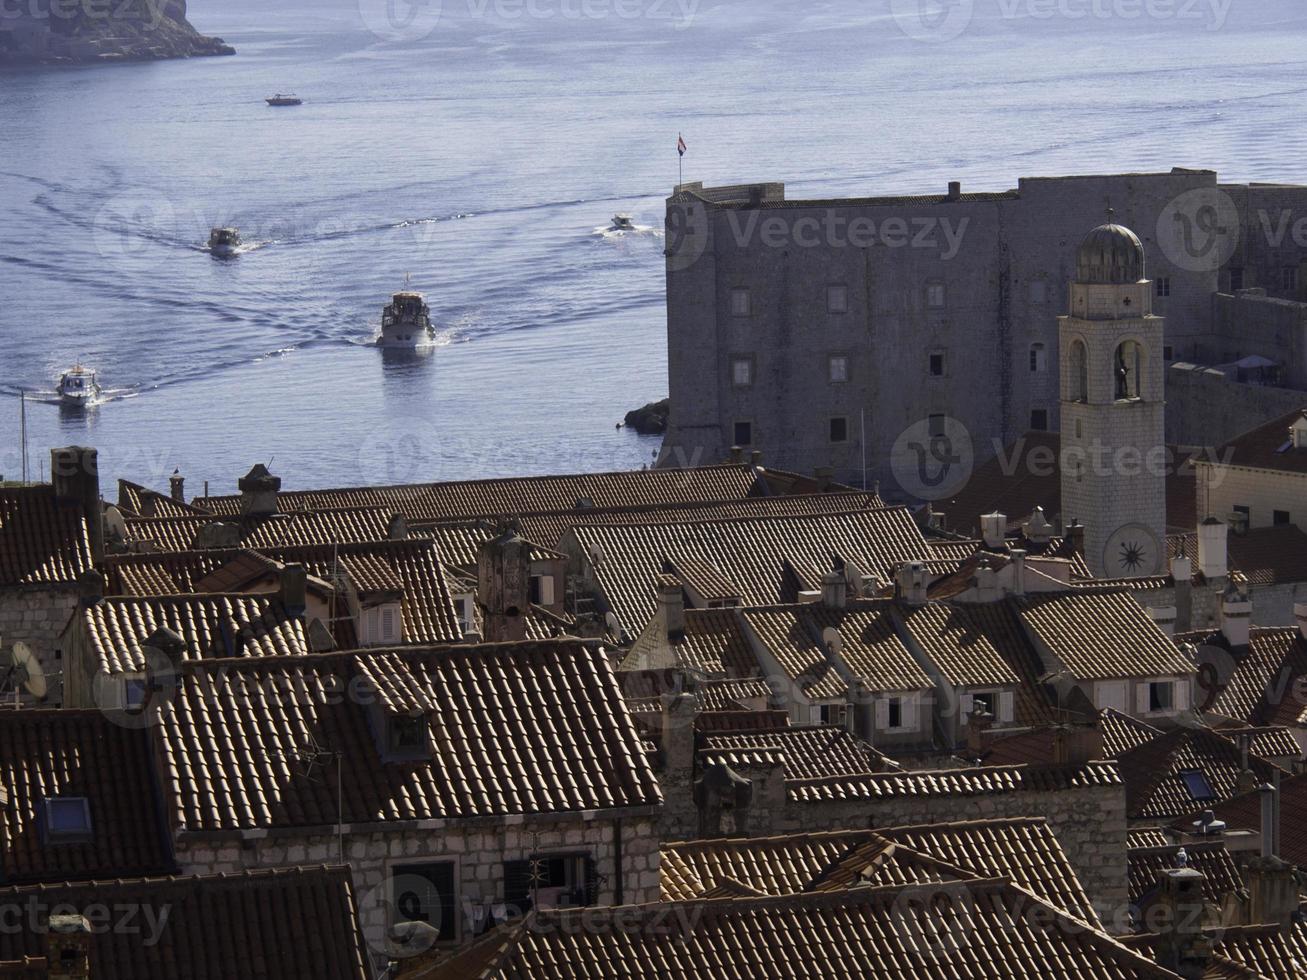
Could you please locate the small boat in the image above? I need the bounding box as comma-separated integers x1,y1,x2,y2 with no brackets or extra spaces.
266,94,303,107
378,290,436,349
208,227,242,257
611,213,635,231
58,366,99,407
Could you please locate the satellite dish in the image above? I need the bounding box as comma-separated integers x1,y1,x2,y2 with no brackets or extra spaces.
3,643,47,701
822,627,843,659
588,543,605,566
605,611,622,636
103,505,128,544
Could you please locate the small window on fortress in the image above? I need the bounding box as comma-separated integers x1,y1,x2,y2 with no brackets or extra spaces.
829,417,848,443
1156,277,1171,298
730,288,751,317
731,357,753,387
828,355,848,384
733,421,752,446
925,283,946,309
1029,344,1046,373
929,352,945,377
1275,510,1291,526
827,285,848,314
1030,409,1048,432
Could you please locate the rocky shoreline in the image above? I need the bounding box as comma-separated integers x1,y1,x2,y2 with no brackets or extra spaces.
623,398,669,435
0,0,233,66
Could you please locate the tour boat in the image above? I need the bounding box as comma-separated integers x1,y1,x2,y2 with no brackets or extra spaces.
378,290,436,349
208,227,242,257
266,94,303,107
611,213,635,231
58,366,99,407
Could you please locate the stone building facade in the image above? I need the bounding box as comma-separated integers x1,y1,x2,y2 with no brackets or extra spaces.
661,170,1307,496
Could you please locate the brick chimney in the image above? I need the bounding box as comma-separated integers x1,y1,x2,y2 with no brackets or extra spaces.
237,463,280,517
51,447,103,565
169,468,185,503
476,524,528,642
46,913,92,980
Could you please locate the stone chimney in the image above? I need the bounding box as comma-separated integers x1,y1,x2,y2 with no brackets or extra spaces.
1065,522,1085,556
387,514,408,540
279,563,308,617
77,570,104,608
46,913,92,980
476,524,528,642
981,512,1006,549
237,463,280,518
1220,575,1252,649
1010,549,1027,597
1050,723,1102,768
947,180,962,201
729,446,743,464
896,562,928,606
820,569,847,610
51,447,103,564
1023,506,1054,545
169,468,185,503
1243,782,1299,926
965,706,994,757
656,574,686,639
1198,518,1228,581
1153,866,1212,979
750,450,762,466
1172,555,1193,633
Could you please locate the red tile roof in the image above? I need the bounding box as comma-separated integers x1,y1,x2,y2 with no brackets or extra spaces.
157,641,662,832
1200,627,1307,727
0,866,369,980
1199,773,1307,868
699,726,892,781
1173,526,1307,586
1209,408,1307,476
0,487,93,588
1127,840,1242,907
193,463,766,521
0,710,174,884
122,508,396,552
420,878,1177,980
786,759,1122,803
1118,727,1285,820
115,479,209,518
894,601,1024,688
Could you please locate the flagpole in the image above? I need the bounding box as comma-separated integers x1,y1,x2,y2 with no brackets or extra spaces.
19,390,27,485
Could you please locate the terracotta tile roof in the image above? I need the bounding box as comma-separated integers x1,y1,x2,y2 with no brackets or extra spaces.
1016,587,1196,681
1209,407,1307,476
1215,725,1302,762
1200,773,1307,868
1128,828,1174,849
123,508,396,552
422,878,1177,980
1201,628,1307,727
674,608,756,677
115,479,209,518
193,463,766,520
1100,708,1164,757
894,601,1023,688
569,508,930,637
514,492,886,549
876,817,1100,927
743,603,931,698
0,710,174,884
659,831,966,902
0,866,369,980
1127,840,1242,907
699,725,891,781
694,710,792,732
78,594,313,673
1118,727,1285,820
157,640,661,831
0,487,93,588
1212,919,1307,979
417,522,564,572
1173,526,1307,586
786,759,1123,803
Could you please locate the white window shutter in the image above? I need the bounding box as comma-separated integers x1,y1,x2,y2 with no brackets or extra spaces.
365,609,379,646
959,693,974,718
901,696,917,732
540,576,555,606
997,691,1014,724
1136,682,1150,714
1175,680,1190,711
874,698,889,731
381,606,396,643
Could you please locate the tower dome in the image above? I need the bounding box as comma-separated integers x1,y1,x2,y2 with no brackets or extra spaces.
1076,215,1145,285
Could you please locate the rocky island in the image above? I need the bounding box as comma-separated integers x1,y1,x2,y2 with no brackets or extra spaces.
0,0,233,65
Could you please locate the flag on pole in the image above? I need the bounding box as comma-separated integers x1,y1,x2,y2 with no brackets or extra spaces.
677,134,687,157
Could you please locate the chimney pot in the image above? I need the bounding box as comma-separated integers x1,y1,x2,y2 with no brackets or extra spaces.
981,512,1007,549
820,570,847,610
656,574,686,638
1010,549,1026,597
947,180,961,200
169,468,185,503
896,561,928,605
237,464,281,517
750,450,762,466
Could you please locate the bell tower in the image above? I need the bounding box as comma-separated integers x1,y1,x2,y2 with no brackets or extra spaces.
1059,212,1166,578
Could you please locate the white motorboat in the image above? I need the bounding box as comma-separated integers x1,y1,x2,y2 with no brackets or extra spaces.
378,290,436,349
208,227,242,257
58,366,99,407
611,213,635,231
266,94,303,107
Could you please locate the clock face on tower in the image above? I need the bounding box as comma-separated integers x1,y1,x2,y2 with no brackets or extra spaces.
1102,524,1163,578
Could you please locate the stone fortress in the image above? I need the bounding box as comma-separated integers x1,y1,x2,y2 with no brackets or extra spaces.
659,170,1307,506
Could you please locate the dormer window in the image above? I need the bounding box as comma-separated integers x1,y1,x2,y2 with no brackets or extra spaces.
43,797,92,844
388,714,429,760
362,603,403,646
529,574,556,606
123,678,147,712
